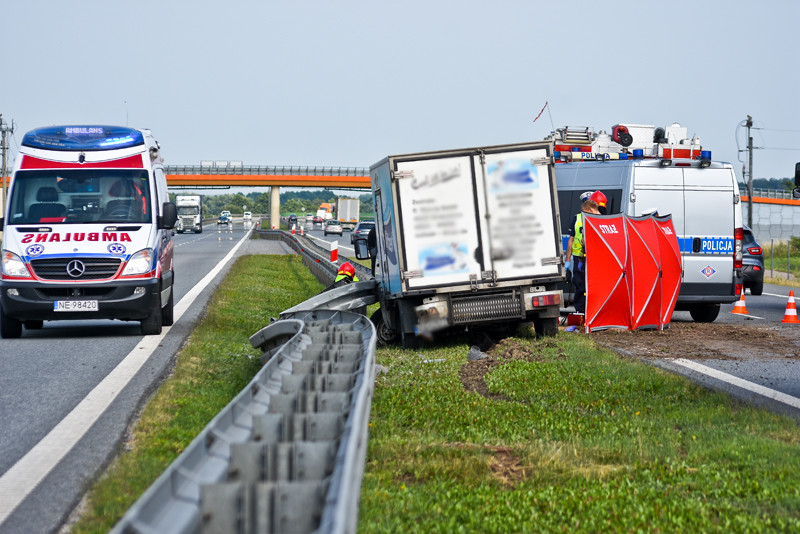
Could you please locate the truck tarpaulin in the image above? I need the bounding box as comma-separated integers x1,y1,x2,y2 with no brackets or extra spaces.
583,214,682,332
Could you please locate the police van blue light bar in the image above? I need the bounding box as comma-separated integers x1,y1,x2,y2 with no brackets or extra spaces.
21,125,144,151
699,150,712,168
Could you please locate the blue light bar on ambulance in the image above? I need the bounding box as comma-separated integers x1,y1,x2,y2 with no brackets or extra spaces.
21,125,144,151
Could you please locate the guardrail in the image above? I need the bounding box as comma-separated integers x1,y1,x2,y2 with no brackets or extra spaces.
112,230,379,533
112,310,376,534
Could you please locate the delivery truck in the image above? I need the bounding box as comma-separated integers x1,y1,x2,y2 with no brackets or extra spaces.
0,125,177,338
336,197,360,230
357,141,565,347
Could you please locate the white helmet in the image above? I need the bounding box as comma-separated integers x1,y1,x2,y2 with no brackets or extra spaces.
580,191,594,202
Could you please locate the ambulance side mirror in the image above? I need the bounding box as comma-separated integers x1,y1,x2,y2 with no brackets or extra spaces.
160,202,178,229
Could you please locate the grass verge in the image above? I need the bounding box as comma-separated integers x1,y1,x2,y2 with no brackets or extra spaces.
360,332,800,533
70,254,323,533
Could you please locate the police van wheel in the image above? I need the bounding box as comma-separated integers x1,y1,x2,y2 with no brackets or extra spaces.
0,308,22,339
141,295,163,335
689,304,720,323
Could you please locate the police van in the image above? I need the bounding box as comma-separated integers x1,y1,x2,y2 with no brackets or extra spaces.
548,123,743,323
0,125,177,338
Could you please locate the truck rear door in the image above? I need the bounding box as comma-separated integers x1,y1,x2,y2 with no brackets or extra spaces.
393,142,559,291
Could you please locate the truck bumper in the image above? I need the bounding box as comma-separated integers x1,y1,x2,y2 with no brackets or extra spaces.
0,278,161,322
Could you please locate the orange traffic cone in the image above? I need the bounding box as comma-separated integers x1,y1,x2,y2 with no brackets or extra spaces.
782,291,800,324
731,290,749,315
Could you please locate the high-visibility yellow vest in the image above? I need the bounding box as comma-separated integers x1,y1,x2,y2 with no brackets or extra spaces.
572,213,585,257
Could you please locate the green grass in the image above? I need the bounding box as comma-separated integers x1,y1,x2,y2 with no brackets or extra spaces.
70,254,323,533
70,252,800,533
360,333,800,533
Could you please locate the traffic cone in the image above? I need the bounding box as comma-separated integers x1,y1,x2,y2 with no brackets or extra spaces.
731,290,749,315
782,291,800,324
300,226,305,236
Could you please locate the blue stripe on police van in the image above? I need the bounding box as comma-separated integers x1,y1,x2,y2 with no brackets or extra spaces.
679,237,734,254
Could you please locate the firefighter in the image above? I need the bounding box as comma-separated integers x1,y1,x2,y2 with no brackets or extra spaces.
334,262,359,285
590,190,608,215
565,197,601,314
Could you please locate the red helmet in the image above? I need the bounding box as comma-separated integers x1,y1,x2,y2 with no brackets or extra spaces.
590,190,607,208
337,262,355,278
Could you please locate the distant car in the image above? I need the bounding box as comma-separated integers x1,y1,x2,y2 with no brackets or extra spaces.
351,220,376,244
312,215,323,224
217,214,231,225
243,211,252,221
288,214,298,226
324,220,343,236
742,226,764,296
221,210,231,218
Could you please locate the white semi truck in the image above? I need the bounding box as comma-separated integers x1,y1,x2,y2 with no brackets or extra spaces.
175,194,203,233
336,197,360,230
356,140,565,348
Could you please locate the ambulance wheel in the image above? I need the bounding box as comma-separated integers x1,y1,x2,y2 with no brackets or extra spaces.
0,308,22,339
24,320,43,330
689,304,720,323
162,283,174,327
141,295,163,335
371,309,398,347
533,316,558,338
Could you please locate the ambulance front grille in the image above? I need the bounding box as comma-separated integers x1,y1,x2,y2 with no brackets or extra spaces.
450,291,525,324
30,257,122,280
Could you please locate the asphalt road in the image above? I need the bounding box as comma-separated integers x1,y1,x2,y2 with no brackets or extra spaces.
0,220,254,534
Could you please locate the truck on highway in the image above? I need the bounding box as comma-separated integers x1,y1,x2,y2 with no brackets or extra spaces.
547,122,744,322
336,197,360,230
0,125,178,338
357,141,565,347
175,194,203,233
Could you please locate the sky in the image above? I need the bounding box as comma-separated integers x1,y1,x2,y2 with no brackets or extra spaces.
2,0,799,184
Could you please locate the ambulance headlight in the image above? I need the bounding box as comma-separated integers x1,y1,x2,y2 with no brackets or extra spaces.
1,250,32,278
122,249,154,276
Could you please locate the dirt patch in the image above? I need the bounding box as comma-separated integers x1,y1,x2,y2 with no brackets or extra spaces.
459,322,800,399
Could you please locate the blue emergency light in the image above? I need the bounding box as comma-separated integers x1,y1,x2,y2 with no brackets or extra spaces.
21,125,144,151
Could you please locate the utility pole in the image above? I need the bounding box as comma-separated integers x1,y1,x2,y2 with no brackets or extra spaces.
745,114,754,228
0,114,15,213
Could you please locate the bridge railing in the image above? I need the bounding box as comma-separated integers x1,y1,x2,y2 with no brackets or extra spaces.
165,165,369,176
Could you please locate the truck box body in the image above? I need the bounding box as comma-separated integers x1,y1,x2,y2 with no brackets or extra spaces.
175,194,203,233
367,141,564,346
336,197,360,230
0,125,177,338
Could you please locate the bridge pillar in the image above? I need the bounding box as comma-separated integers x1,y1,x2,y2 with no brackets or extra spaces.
270,186,281,230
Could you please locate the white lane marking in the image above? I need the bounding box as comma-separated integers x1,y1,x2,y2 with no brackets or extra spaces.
764,291,796,299
671,358,800,410
0,228,253,525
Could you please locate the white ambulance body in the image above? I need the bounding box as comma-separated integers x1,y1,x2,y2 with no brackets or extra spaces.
548,123,743,322
0,125,178,338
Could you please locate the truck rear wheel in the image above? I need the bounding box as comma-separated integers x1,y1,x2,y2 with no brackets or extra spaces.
0,308,22,339
141,294,163,335
533,316,558,338
689,303,720,323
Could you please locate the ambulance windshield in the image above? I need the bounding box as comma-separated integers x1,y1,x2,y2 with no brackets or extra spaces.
8,170,152,225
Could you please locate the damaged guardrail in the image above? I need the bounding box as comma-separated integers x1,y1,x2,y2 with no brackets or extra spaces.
112,310,376,534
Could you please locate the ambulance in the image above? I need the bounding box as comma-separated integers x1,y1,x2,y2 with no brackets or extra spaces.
548,123,743,322
0,125,178,338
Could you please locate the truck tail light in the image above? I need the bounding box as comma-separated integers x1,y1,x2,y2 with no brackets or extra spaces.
734,227,743,269
532,293,561,307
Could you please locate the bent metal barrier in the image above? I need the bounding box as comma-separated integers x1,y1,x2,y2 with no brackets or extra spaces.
112,231,379,533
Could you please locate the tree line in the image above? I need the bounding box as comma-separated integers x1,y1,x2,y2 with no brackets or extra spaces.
169,190,374,218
